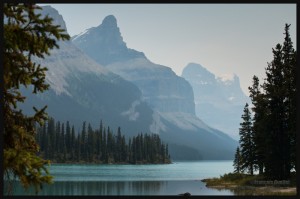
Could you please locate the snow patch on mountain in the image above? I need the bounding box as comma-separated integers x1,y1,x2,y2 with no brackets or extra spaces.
217,73,235,81
72,28,91,42
216,73,237,85
45,70,71,96
34,40,112,96
121,100,140,121
149,111,166,134
160,112,212,132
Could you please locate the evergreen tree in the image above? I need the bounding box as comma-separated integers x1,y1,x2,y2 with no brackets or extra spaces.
3,3,69,193
102,128,108,163
262,26,294,179
116,127,122,162
81,121,87,161
35,119,171,165
248,76,267,174
282,24,297,172
239,103,255,175
121,135,127,162
233,147,242,173
71,126,75,160
65,121,71,154
76,133,81,162
128,138,133,163
47,118,55,159
55,121,61,156
61,123,65,153
87,123,94,162
238,24,297,180
40,122,47,152
98,121,103,160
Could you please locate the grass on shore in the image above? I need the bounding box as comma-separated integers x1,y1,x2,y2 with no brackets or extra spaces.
202,173,261,187
201,172,297,196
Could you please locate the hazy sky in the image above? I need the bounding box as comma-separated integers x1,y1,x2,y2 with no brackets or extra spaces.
42,4,296,96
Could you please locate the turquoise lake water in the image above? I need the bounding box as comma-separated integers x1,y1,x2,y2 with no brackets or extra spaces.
4,160,235,195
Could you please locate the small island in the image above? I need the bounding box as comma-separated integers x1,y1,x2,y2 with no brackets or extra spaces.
36,118,171,164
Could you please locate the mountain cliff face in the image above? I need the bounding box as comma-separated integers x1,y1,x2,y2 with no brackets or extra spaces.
106,58,196,114
37,5,68,32
21,8,238,160
72,15,195,115
181,63,250,140
21,39,155,137
72,15,146,66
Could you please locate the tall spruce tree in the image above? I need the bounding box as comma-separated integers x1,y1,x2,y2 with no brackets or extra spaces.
263,44,285,179
282,24,297,172
239,103,255,175
248,76,267,174
262,24,296,180
3,4,69,194
66,121,71,154
233,147,242,173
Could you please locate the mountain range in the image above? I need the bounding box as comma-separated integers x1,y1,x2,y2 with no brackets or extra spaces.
20,6,238,160
181,63,250,140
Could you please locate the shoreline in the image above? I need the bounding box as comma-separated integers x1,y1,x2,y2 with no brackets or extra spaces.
201,177,297,196
49,161,173,165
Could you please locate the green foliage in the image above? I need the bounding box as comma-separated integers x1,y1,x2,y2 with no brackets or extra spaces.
236,24,296,180
248,75,267,174
203,172,296,195
221,173,252,183
233,147,242,173
3,3,70,194
36,118,171,164
203,172,263,187
282,24,297,172
260,24,296,180
239,103,255,175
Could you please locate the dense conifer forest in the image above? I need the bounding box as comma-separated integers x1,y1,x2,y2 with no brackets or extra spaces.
233,24,296,180
35,118,171,164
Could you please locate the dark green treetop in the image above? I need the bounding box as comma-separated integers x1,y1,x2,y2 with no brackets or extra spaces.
3,3,69,194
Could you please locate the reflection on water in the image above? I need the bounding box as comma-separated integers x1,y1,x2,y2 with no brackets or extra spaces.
3,162,236,195
4,180,234,196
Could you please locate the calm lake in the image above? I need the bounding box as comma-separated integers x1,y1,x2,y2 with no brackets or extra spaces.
5,160,235,195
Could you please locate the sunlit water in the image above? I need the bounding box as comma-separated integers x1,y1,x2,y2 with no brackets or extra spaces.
4,160,235,195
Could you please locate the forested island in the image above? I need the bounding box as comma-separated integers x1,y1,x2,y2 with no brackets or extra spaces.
35,118,171,164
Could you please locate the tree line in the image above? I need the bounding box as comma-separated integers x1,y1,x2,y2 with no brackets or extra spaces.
233,24,296,180
36,118,171,164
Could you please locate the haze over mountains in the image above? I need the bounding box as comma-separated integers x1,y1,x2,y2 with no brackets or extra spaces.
182,63,250,140
21,6,240,160
72,15,195,115
21,6,154,138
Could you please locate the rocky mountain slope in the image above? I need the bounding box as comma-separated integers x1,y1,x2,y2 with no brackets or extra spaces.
181,63,250,140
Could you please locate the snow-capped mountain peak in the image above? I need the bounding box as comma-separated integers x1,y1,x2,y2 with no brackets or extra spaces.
216,73,239,86
217,73,235,82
